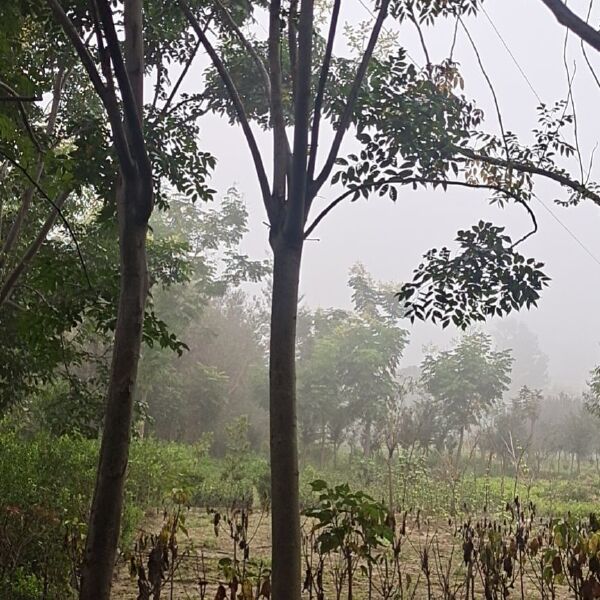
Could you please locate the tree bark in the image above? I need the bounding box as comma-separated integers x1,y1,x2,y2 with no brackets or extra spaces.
79,183,149,600
455,428,465,466
79,1,151,598
269,237,303,600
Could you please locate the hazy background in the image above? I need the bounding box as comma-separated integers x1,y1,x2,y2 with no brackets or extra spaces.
185,0,600,392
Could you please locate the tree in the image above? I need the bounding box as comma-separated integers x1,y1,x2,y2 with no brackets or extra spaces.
176,1,599,593
493,320,549,393
297,265,408,465
138,193,269,449
421,332,513,464
35,2,213,597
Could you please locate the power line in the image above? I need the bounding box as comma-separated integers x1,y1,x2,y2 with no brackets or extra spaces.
480,5,543,104
477,6,600,270
532,192,600,268
352,0,600,269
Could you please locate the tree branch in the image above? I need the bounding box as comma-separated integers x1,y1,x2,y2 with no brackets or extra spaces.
285,0,314,238
288,0,299,101
158,40,202,120
95,0,151,182
455,145,600,206
0,80,42,153
312,0,391,194
46,0,136,178
179,0,273,216
0,149,91,288
304,177,537,239
214,0,271,100
0,69,67,269
0,191,70,308
307,0,341,184
539,0,600,52
268,0,289,208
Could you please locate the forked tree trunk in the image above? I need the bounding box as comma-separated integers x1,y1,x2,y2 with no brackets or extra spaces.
79,1,151,597
269,237,303,600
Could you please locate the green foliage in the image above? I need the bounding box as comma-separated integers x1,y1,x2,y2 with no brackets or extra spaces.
304,480,392,557
586,366,600,419
397,222,550,329
421,332,512,441
298,265,409,454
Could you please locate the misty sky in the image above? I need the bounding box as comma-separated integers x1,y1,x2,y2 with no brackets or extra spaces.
182,0,600,392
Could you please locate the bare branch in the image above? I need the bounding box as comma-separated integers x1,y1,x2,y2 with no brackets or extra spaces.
409,5,432,68
313,0,391,194
580,0,600,90
562,34,585,182
0,191,70,308
539,0,600,52
307,0,341,184
285,0,315,238
158,40,201,119
460,19,511,164
304,178,537,239
269,0,289,205
179,0,273,216
0,149,91,288
288,0,299,100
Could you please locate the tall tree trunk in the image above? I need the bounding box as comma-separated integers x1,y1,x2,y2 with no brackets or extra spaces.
79,2,150,598
269,238,303,600
387,451,394,512
79,186,149,600
455,428,465,466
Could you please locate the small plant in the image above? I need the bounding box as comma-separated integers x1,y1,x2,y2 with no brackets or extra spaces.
304,480,393,600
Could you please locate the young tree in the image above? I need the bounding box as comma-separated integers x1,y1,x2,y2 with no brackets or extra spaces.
297,265,408,465
493,321,549,393
45,3,153,596
177,1,597,593
421,332,513,464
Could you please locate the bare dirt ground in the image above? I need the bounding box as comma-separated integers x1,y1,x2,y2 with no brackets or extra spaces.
112,508,575,599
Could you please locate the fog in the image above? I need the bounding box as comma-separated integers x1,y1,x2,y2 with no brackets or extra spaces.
186,0,600,391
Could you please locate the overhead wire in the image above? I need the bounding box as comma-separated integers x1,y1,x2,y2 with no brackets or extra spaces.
350,0,600,268
476,3,600,269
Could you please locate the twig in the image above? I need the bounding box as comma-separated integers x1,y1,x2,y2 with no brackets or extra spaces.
304,177,537,239
0,149,91,289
